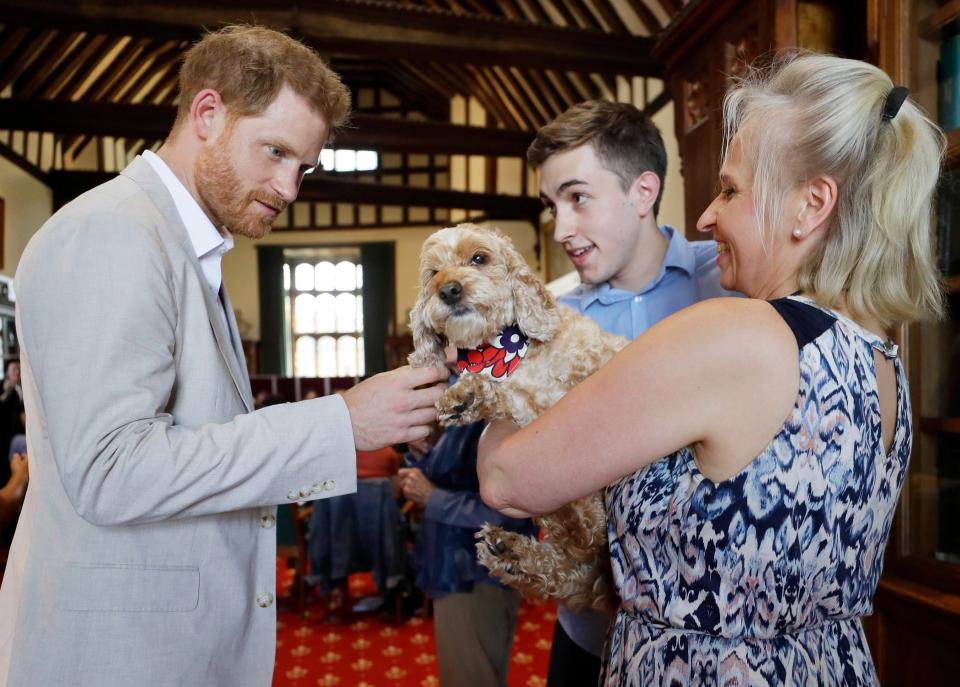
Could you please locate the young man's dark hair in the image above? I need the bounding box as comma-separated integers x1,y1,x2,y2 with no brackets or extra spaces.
527,99,667,216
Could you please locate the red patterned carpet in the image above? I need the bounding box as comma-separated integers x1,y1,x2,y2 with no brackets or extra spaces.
273,565,554,687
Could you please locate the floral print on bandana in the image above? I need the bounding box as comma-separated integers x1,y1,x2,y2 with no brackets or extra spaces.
457,324,529,380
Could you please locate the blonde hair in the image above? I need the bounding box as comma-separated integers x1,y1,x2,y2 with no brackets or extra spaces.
174,25,351,132
723,51,945,326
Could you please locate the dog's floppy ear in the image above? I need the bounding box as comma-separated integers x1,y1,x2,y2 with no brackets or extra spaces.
502,232,561,342
408,290,447,368
407,244,448,368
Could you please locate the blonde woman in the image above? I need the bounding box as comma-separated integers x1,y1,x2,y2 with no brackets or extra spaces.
477,52,944,685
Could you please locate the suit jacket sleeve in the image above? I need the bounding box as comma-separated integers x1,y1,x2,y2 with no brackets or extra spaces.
15,202,357,526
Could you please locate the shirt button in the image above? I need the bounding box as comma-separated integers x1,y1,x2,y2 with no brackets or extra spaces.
323,480,336,492
287,489,299,501
311,482,323,494
299,486,312,498
634,296,643,302
260,514,276,528
256,592,274,608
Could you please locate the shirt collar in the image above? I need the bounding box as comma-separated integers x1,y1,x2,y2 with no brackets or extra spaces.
575,225,697,307
141,150,233,261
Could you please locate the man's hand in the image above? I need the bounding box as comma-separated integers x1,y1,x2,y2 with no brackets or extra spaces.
398,467,434,506
342,365,447,451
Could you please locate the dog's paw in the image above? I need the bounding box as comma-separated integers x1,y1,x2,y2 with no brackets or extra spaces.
436,374,490,425
475,524,526,578
436,388,477,426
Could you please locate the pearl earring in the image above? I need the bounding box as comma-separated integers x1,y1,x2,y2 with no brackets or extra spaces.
793,228,802,237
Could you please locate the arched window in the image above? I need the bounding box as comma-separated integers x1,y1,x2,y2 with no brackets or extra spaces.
295,336,317,377
293,263,314,291
284,250,364,378
293,294,316,333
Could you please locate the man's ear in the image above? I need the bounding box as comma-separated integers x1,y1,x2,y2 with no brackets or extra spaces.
628,170,661,219
190,89,226,143
793,175,837,240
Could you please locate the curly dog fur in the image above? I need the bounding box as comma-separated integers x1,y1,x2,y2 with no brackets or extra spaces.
408,223,627,611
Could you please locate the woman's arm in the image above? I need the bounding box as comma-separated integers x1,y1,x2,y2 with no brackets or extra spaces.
478,297,799,516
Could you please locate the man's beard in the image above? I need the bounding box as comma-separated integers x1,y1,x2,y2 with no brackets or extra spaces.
195,136,288,239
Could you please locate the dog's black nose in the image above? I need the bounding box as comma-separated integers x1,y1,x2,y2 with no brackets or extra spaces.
439,281,463,305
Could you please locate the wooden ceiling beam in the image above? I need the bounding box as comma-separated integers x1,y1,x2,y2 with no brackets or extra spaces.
544,0,580,29
0,139,47,183
31,34,97,99
543,69,579,110
562,0,603,31
460,0,492,15
506,68,552,125
12,31,71,97
564,71,596,101
447,63,514,128
0,27,34,66
516,0,551,24
468,65,528,130
50,34,114,100
438,61,514,128
136,56,184,104
623,0,663,35
47,169,543,218
0,99,535,155
398,61,458,101
489,66,540,130
0,29,56,92
591,0,631,34
380,68,450,120
496,0,525,21
641,88,672,118
657,0,683,17
525,69,565,119
124,41,186,103
88,37,151,102
0,0,661,75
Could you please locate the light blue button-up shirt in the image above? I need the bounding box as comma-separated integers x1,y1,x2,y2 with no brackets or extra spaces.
558,224,734,339
555,223,738,657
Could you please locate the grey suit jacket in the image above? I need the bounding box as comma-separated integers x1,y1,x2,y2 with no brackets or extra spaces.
0,157,357,686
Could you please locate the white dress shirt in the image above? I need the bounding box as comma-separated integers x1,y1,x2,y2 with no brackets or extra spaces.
141,150,235,335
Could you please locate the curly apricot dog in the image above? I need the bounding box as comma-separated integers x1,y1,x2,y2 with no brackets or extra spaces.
408,223,626,610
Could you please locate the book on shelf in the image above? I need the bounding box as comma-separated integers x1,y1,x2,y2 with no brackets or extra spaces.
940,33,960,131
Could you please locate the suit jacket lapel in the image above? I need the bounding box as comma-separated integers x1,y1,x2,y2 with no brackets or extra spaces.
220,286,255,411
120,157,255,413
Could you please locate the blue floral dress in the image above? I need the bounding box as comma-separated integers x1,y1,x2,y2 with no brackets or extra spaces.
602,296,910,686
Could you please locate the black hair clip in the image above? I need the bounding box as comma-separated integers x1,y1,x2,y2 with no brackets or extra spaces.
881,86,909,121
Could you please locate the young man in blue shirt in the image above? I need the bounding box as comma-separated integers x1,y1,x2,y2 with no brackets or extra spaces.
528,99,733,685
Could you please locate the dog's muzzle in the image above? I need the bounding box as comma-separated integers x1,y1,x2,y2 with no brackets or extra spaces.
439,280,464,306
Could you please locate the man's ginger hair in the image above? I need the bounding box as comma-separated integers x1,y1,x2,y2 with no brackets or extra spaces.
174,25,350,132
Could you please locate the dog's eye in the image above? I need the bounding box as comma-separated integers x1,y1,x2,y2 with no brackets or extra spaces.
470,253,486,266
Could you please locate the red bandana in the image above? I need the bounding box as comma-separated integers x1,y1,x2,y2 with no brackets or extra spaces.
456,324,529,380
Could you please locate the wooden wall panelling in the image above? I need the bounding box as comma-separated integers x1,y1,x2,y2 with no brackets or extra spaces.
655,0,773,234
